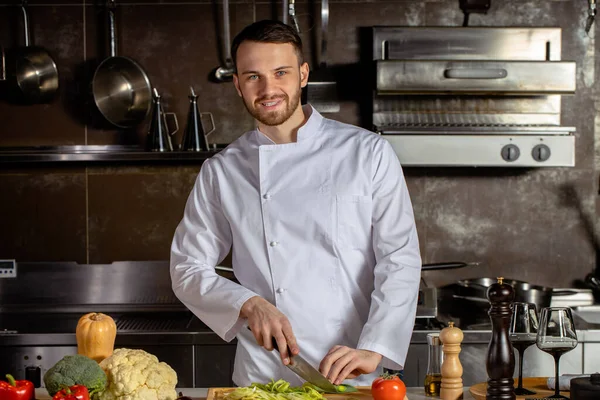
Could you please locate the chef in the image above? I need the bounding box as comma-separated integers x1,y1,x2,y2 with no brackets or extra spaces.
170,19,422,388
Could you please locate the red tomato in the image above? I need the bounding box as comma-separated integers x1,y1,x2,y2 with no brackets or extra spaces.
371,374,400,389
371,375,406,400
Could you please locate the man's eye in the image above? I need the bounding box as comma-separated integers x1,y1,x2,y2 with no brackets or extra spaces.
276,71,287,76
248,75,258,80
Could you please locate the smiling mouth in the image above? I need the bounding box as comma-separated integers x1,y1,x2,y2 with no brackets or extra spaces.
258,98,284,108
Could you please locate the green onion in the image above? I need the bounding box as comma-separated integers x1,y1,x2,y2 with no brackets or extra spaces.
225,379,328,400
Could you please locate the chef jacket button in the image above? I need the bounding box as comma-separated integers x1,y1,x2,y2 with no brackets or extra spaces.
263,194,272,199
276,288,285,294
270,241,279,247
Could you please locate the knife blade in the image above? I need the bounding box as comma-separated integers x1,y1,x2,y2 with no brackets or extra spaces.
272,339,358,393
246,327,356,393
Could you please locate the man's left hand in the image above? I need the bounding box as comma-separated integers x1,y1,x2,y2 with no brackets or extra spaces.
319,346,383,385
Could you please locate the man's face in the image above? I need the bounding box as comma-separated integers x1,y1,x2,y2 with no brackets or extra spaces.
233,41,309,127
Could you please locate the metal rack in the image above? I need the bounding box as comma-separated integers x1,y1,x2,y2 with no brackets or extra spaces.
0,145,224,165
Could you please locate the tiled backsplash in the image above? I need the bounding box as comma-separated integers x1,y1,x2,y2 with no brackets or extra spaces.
0,0,598,289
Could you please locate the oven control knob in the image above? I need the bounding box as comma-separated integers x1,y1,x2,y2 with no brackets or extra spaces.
501,144,520,162
532,144,551,162
25,366,41,388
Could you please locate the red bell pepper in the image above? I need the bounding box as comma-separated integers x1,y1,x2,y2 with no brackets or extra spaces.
52,385,90,400
0,374,34,400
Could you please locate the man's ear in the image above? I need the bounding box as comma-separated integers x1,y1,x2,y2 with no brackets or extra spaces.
233,74,242,97
300,62,309,88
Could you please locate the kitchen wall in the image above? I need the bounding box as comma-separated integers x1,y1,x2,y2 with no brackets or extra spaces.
0,0,597,288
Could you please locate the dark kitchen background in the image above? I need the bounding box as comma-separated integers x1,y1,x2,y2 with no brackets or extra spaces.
0,0,597,288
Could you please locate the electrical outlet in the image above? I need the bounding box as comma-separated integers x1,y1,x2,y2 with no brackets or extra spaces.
0,259,17,278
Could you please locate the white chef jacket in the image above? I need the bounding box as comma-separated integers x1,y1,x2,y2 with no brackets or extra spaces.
170,105,422,387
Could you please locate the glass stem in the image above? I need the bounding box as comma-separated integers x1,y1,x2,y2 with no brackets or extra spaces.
517,349,524,389
553,354,561,398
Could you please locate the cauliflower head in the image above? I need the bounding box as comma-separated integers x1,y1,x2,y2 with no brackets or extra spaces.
98,348,178,400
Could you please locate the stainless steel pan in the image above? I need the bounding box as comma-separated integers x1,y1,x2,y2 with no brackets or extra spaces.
14,1,59,103
92,0,152,128
449,277,579,309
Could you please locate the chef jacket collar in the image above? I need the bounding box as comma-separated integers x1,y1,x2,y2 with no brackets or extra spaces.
254,104,323,146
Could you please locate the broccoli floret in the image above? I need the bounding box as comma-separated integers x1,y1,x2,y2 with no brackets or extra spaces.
43,354,107,396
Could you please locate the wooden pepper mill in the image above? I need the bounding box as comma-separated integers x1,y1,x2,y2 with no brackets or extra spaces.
486,277,516,400
440,321,464,400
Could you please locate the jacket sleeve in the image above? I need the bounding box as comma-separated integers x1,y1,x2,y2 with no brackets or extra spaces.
356,138,422,370
170,159,258,342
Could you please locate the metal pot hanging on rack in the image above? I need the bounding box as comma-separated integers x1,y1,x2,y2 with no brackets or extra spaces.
13,0,59,103
92,0,152,128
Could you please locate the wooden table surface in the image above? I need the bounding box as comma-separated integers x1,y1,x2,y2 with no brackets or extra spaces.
35,386,476,400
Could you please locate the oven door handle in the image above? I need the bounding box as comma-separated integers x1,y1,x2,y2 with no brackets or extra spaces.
444,68,508,79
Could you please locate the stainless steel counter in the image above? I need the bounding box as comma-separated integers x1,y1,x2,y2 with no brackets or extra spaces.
2,261,600,391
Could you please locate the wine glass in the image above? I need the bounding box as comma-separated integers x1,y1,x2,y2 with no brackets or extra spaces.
509,302,539,395
536,307,578,399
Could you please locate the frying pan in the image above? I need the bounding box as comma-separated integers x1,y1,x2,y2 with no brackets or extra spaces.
92,0,152,128
447,277,579,309
14,1,59,103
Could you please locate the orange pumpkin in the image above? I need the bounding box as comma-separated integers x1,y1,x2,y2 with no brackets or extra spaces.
76,312,117,363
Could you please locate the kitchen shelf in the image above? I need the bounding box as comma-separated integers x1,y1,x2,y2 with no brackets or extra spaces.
0,145,224,165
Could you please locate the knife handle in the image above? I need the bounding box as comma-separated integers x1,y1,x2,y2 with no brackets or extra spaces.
246,326,289,353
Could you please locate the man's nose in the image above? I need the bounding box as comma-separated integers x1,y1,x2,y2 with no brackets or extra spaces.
258,76,278,95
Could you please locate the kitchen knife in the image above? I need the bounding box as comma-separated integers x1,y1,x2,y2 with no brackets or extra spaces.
246,327,357,393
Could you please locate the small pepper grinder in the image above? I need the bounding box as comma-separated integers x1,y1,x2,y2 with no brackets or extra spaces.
486,277,516,400
440,322,464,400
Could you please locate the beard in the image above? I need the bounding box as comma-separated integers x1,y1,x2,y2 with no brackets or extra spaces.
242,85,302,127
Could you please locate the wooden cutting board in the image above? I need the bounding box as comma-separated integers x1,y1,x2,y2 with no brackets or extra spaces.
469,377,568,400
207,387,409,400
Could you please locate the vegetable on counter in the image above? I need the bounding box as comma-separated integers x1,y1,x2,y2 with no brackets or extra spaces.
43,354,108,397
97,347,178,400
76,312,117,363
224,379,327,400
52,384,90,400
0,374,34,400
371,373,406,400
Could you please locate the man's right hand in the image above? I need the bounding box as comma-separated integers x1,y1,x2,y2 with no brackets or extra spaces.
241,296,300,365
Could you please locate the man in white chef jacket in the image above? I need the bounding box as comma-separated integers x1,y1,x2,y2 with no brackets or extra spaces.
170,20,422,388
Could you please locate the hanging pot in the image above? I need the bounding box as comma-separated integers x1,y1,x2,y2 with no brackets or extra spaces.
92,0,152,128
14,1,59,103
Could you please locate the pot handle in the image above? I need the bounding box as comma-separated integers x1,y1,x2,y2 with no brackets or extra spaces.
552,289,582,296
0,45,5,81
452,294,489,304
108,0,117,58
21,0,30,47
421,262,479,271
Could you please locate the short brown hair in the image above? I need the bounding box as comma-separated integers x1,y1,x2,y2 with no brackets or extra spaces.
231,20,304,72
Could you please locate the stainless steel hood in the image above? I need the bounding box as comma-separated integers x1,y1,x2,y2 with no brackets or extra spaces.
376,60,576,95
372,27,577,167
